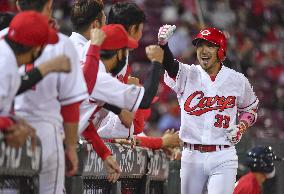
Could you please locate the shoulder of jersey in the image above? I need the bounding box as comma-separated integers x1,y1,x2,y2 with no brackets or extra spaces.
224,66,246,79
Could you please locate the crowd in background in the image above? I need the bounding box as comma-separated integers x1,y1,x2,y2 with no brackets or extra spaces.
1,0,283,139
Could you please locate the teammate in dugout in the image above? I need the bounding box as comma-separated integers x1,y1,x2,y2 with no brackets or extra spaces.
158,25,259,194
234,146,283,194
12,0,89,193
0,11,72,150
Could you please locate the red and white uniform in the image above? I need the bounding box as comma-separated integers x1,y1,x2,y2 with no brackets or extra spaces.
15,33,88,194
0,39,21,115
164,62,258,194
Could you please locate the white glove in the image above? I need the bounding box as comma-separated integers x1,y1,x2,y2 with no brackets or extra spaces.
158,24,176,45
225,124,245,145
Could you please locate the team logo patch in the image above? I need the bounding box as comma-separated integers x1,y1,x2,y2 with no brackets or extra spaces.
201,30,211,36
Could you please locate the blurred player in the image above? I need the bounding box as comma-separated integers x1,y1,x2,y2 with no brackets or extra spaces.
234,146,283,194
158,25,259,194
14,0,88,193
0,11,71,149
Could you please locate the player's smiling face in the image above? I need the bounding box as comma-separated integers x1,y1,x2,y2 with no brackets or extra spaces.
196,40,220,73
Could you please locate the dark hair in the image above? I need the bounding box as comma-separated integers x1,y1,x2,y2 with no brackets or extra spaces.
100,50,117,60
0,12,15,31
17,0,48,12
71,0,104,32
108,2,146,31
4,35,33,55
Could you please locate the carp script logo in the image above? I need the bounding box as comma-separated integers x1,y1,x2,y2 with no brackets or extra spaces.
184,91,236,116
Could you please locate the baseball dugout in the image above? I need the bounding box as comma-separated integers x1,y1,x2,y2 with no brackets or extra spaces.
65,141,170,194
0,135,42,194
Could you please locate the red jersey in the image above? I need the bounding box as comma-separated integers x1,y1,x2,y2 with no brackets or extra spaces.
234,172,261,194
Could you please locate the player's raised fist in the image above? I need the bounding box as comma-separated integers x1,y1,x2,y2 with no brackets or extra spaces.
146,45,164,64
90,28,106,46
127,76,140,86
45,55,71,73
158,24,176,45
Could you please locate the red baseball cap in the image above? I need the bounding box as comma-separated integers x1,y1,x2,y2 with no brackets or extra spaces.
8,11,58,47
101,24,138,50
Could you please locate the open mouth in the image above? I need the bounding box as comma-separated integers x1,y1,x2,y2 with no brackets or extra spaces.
201,56,211,64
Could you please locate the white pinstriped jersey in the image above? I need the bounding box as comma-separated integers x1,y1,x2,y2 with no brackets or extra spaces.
14,33,88,128
164,62,259,145
69,33,145,134
0,39,21,115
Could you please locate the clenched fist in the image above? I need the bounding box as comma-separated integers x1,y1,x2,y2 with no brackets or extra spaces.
39,55,71,75
145,45,164,64
225,122,246,145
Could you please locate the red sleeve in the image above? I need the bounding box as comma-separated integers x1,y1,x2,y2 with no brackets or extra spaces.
0,117,14,131
83,45,100,94
82,123,112,160
136,136,163,149
133,109,145,135
60,102,81,123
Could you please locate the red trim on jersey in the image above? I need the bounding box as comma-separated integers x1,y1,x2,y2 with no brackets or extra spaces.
82,123,112,160
83,45,100,94
136,136,163,149
210,75,216,82
61,102,81,122
0,117,14,131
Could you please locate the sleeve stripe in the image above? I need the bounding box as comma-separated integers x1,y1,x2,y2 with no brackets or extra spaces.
130,87,142,112
238,98,258,110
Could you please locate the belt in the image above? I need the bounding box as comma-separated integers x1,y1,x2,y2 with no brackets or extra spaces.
184,143,230,153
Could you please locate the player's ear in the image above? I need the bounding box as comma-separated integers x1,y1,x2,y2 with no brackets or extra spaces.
128,25,137,38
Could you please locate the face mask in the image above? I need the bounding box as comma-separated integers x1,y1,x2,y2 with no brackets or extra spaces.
265,167,275,179
111,50,128,76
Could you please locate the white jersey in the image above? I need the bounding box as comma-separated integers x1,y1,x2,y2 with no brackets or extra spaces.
15,33,88,128
69,33,145,133
0,39,21,115
164,62,259,145
69,32,88,66
78,60,144,134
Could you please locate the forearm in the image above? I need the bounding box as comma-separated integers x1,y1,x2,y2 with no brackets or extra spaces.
238,109,258,131
63,122,78,147
135,136,163,149
103,104,122,115
83,45,101,94
82,124,112,160
139,62,163,109
160,44,179,78
16,68,43,95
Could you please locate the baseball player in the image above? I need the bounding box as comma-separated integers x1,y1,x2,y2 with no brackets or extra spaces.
13,1,88,193
234,146,283,194
96,1,147,138
158,25,259,194
0,11,71,149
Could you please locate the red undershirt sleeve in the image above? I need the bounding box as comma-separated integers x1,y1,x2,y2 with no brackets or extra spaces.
83,45,100,94
82,123,112,160
136,136,163,149
60,102,81,123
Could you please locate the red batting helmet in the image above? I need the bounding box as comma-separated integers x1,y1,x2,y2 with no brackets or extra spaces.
192,27,227,61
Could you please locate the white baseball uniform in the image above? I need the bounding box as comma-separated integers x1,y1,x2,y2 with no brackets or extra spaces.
164,62,259,194
15,33,88,194
69,34,144,134
0,39,21,116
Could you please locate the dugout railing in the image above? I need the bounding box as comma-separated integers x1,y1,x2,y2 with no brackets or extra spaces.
65,141,170,194
0,135,42,194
